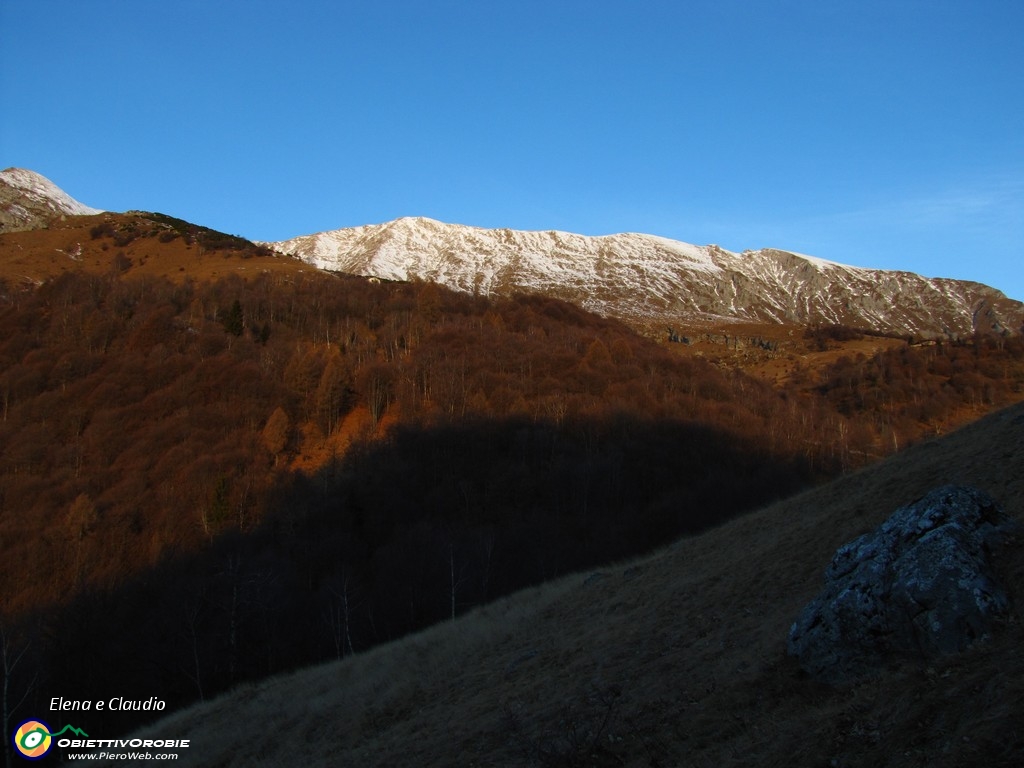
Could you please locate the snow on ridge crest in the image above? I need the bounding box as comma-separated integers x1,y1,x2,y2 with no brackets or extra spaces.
268,217,1023,338
275,218,722,280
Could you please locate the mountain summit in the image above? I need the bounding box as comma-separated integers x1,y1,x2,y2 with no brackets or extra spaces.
270,217,1024,338
0,167,102,232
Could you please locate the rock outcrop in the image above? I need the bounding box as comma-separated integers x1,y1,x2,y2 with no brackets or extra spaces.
788,485,1016,685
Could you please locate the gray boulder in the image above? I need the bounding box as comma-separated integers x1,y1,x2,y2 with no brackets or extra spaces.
788,485,1016,685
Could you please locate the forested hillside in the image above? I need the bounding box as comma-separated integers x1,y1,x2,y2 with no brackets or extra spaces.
1,250,1023,739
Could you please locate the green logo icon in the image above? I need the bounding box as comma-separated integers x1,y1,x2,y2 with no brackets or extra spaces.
13,720,89,760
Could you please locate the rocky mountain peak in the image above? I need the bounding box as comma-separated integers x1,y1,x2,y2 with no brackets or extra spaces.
0,167,102,233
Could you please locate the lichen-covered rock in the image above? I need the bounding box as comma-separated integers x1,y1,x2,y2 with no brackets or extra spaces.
788,485,1016,685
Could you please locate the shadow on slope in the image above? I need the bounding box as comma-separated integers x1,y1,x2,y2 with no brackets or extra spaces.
91,401,1024,768
2,412,818,745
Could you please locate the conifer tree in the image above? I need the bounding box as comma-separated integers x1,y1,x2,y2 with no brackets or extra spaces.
223,299,244,336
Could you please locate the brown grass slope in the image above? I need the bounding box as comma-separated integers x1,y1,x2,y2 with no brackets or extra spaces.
0,211,311,286
90,401,1024,768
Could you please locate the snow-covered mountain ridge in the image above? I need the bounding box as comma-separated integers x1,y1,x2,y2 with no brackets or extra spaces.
269,217,1024,338
1,169,1018,339
0,168,103,232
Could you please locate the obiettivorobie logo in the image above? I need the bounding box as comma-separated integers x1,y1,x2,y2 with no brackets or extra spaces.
12,719,88,760
13,716,190,761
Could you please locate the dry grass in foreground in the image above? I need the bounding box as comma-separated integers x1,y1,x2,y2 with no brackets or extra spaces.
77,402,1024,767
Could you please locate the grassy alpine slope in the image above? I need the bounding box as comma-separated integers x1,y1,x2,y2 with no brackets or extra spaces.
85,400,1024,768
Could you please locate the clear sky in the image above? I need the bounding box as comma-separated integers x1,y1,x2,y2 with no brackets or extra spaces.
2,1,1022,300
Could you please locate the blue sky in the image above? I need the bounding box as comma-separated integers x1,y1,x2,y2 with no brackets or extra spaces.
2,0,1022,300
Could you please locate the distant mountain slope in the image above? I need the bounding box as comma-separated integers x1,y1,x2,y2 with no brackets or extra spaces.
3,169,1019,338
270,217,1024,338
94,401,1024,768
0,167,102,232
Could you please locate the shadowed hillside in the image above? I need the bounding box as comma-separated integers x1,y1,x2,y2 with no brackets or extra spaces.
80,400,1024,767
